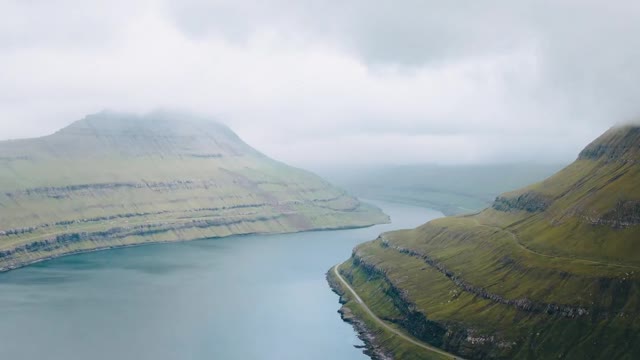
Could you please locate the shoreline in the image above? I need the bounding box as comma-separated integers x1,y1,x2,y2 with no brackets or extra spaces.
326,267,393,360
328,263,463,360
0,221,387,274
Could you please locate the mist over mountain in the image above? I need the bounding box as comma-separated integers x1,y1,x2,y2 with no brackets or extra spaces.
3,1,639,166
316,163,565,215
0,111,387,271
2,2,639,360
332,124,640,359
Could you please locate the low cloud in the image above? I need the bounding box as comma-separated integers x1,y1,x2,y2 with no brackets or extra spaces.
1,0,638,166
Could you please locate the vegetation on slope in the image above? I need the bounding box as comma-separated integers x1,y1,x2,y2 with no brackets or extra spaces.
327,267,453,360
333,125,640,359
0,111,388,271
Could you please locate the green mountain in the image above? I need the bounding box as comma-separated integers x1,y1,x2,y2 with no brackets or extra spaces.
330,125,640,359
0,111,388,271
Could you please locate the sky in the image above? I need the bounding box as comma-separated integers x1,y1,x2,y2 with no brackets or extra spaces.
1,0,639,166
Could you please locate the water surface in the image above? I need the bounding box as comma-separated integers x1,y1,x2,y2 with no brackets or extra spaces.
0,201,443,360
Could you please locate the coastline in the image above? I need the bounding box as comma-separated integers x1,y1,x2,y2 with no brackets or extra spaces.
0,220,388,274
326,267,393,360
328,262,462,360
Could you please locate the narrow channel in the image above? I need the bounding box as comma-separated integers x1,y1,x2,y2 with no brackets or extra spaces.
0,200,443,360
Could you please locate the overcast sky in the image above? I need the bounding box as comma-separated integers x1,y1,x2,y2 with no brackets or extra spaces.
1,0,639,166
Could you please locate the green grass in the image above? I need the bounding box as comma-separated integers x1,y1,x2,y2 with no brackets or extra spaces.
338,125,640,359
347,237,640,359
0,112,388,269
328,266,452,360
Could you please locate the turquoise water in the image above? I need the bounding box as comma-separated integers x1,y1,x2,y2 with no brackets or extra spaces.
0,201,442,360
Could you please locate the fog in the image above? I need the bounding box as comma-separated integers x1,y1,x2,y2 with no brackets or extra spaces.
1,0,639,166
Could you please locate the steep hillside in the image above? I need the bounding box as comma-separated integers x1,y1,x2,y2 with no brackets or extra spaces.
332,125,640,359
0,111,388,271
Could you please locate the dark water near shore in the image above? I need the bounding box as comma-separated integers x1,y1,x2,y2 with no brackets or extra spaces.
0,201,443,360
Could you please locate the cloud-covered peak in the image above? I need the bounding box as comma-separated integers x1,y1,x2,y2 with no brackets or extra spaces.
1,0,638,166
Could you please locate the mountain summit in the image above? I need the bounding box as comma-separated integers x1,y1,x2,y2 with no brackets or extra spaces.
0,111,388,271
3,111,256,158
59,111,242,143
332,124,640,359
578,124,640,162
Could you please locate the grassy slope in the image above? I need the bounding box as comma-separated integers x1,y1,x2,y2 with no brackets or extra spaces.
0,111,388,270
336,125,640,359
327,268,452,360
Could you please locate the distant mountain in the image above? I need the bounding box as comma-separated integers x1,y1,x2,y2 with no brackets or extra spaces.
0,111,388,271
319,163,564,215
331,125,640,359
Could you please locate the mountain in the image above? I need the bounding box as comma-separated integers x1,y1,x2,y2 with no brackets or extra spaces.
0,111,388,271
330,125,640,359
317,164,564,215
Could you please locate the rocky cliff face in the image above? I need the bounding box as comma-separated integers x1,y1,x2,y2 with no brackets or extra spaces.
492,191,551,212
0,111,388,271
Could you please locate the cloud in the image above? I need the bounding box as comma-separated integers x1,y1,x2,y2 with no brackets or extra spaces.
0,0,638,166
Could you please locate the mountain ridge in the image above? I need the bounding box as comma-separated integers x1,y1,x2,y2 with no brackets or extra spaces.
0,111,260,160
0,111,388,271
578,125,640,162
332,124,640,359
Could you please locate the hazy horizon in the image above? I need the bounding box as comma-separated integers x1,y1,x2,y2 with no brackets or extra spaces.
2,1,639,166
0,109,574,169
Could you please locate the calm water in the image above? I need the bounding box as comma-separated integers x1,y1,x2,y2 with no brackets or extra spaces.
0,201,442,360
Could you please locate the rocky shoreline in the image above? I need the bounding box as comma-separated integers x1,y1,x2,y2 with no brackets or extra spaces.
326,269,393,360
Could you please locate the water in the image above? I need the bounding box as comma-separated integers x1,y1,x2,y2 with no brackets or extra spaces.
0,201,443,360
